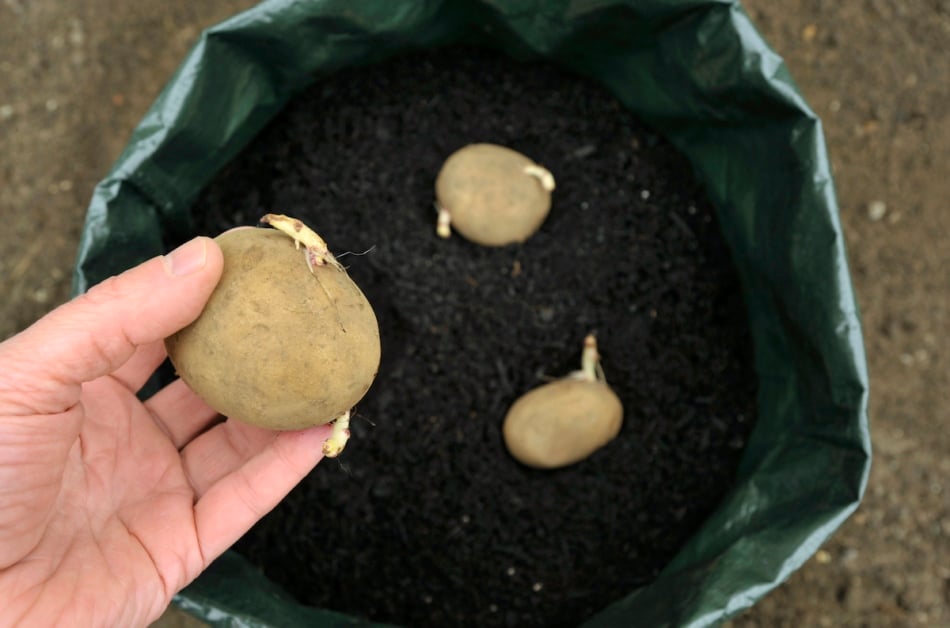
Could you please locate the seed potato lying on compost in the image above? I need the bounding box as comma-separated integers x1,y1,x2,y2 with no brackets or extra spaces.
435,143,554,246
503,335,624,469
504,378,623,469
165,225,381,432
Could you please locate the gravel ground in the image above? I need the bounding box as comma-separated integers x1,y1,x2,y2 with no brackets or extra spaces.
1,1,947,627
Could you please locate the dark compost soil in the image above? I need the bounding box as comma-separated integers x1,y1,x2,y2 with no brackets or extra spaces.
188,46,758,628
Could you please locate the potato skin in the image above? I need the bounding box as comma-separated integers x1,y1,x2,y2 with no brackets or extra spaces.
165,228,380,430
436,143,551,246
503,378,623,469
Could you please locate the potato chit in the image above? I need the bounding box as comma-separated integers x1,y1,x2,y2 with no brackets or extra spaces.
435,143,555,246
164,214,381,457
503,334,623,469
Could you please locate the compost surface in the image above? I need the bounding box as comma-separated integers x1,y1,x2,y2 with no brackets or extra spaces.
191,47,758,628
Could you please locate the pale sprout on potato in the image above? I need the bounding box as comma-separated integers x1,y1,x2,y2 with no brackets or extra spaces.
435,143,555,246
260,213,343,273
503,334,624,469
164,214,381,457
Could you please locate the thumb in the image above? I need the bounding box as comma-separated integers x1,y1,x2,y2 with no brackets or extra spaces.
0,236,223,416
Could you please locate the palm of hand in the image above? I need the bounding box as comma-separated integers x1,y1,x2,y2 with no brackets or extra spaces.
1,352,329,627
1,373,201,626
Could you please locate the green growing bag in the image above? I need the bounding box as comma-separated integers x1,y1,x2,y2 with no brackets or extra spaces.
73,1,870,625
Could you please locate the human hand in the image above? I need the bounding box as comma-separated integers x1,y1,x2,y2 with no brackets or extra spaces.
0,237,333,627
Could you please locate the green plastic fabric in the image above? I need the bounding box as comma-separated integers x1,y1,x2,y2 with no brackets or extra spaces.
72,1,871,626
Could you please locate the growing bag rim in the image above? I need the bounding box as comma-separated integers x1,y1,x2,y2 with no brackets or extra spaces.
73,1,870,626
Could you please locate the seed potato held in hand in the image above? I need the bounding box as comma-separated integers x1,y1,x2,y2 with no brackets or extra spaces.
503,335,623,469
164,214,381,456
435,143,555,246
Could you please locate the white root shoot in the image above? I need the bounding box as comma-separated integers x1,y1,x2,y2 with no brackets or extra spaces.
523,164,556,192
570,333,607,383
436,204,452,239
260,213,344,272
322,410,351,457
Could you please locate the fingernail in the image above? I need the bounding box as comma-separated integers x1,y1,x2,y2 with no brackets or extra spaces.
164,237,208,276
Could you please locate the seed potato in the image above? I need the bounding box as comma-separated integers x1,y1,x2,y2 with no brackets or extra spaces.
165,218,380,445
503,335,623,469
435,143,555,246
